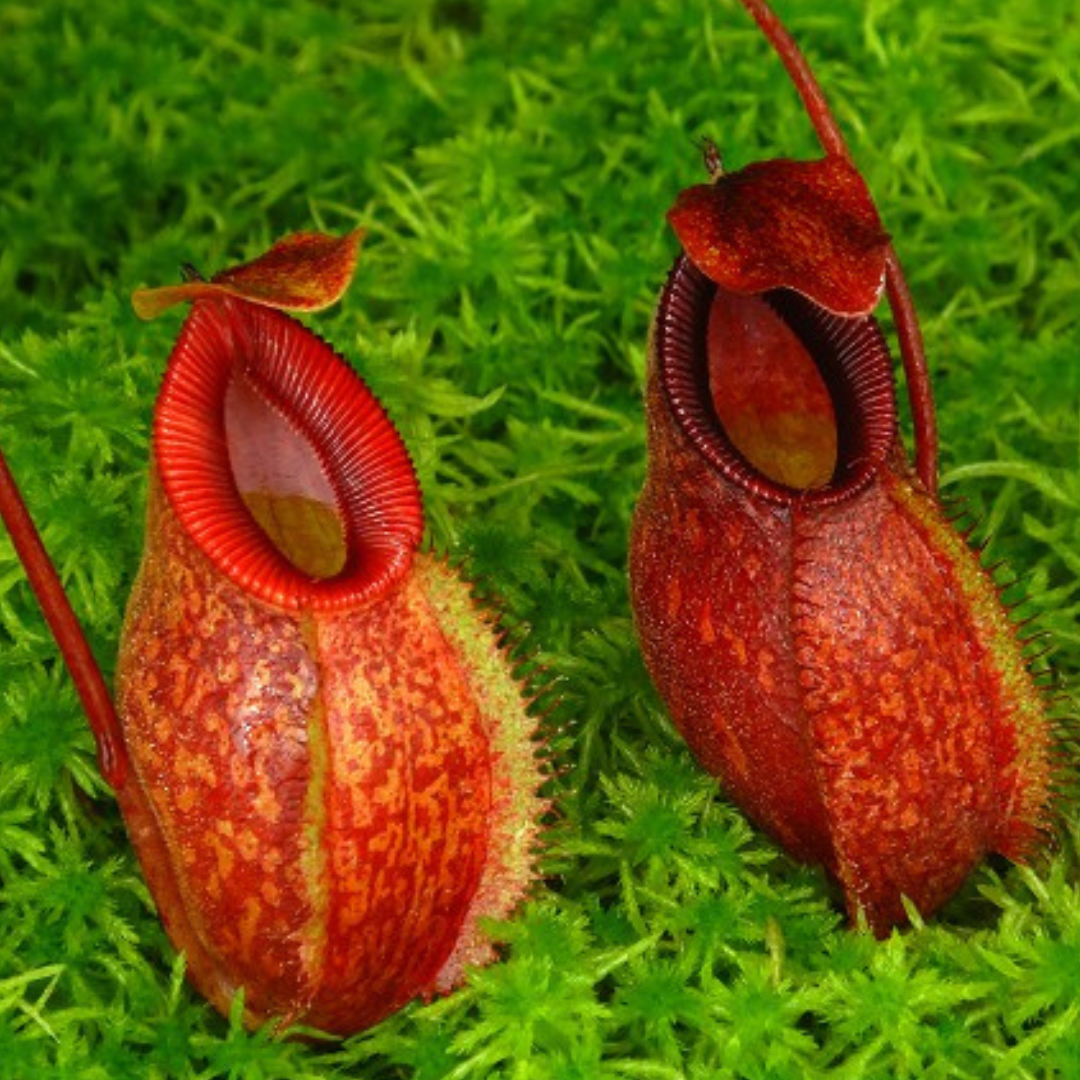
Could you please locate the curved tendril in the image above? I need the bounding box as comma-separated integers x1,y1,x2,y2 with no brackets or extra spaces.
735,0,939,494
884,248,938,492
0,446,126,790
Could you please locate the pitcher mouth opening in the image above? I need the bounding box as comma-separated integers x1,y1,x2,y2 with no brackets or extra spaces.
656,255,898,508
153,296,424,612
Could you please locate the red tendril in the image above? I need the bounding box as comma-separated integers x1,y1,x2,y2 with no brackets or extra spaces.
735,0,939,494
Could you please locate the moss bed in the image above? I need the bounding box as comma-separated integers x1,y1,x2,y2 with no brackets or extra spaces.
2,0,1080,1076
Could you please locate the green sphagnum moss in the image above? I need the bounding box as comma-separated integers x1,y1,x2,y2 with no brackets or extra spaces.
2,0,1079,1075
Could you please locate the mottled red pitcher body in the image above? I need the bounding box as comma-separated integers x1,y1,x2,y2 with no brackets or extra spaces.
630,256,1051,931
